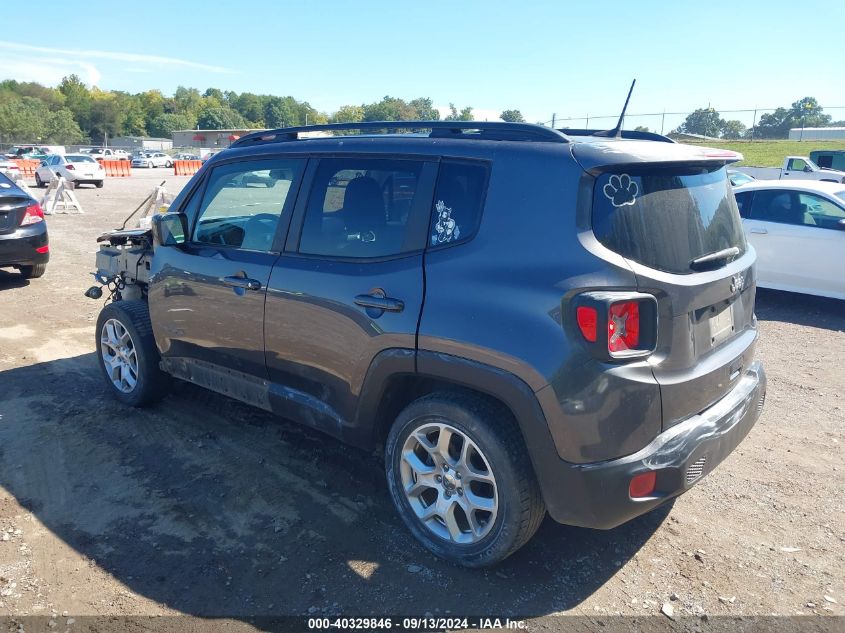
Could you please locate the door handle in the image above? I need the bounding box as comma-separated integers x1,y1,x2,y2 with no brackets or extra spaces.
224,275,262,291
354,293,404,313
749,228,768,235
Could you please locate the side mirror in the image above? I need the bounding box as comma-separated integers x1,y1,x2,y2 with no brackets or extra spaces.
151,212,188,247
40,161,48,167
804,165,813,172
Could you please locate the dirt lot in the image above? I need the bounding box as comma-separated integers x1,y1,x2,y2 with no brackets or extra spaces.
0,171,842,627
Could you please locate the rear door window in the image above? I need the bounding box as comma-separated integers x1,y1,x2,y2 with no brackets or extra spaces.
592,166,746,274
429,161,489,248
734,191,753,218
749,189,815,227
298,157,431,258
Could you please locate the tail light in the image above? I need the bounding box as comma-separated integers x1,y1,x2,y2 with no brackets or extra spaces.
65,164,75,170
608,301,640,353
21,203,45,226
573,292,657,360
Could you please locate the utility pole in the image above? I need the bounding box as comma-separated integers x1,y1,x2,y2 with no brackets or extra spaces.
551,113,556,128
750,107,757,142
585,114,590,129
660,110,665,135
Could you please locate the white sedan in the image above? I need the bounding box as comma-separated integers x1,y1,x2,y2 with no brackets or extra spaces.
733,180,845,300
0,159,22,181
131,152,173,168
35,154,105,188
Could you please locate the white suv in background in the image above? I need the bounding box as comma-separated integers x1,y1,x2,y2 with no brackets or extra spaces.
86,148,130,160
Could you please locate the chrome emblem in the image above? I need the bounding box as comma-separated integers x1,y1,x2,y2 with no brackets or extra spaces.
730,272,744,295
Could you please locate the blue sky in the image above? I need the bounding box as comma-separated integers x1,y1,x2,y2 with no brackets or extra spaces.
2,0,843,130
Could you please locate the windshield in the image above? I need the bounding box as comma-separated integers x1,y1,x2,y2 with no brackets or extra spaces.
835,191,845,203
592,165,747,274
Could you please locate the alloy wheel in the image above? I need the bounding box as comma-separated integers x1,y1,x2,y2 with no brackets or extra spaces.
100,318,139,393
399,422,498,545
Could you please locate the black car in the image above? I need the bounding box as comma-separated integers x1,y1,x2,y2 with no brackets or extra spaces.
0,172,48,278
88,121,766,567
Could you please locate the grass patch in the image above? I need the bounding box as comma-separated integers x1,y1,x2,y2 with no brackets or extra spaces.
679,139,845,166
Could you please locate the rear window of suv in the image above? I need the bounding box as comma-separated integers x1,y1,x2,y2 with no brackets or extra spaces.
591,165,746,274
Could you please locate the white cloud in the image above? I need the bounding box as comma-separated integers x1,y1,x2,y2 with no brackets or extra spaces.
2,56,101,86
0,41,232,74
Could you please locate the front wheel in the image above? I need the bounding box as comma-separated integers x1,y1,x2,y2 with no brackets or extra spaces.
96,301,169,407
165,161,172,168
34,173,44,188
385,392,545,567
95,180,104,188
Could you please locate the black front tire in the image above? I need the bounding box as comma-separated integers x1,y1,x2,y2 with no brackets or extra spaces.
95,180,104,188
19,263,46,278
34,174,44,188
95,300,169,407
385,392,545,567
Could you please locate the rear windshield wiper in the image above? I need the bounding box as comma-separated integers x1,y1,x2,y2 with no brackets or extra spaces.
689,246,740,271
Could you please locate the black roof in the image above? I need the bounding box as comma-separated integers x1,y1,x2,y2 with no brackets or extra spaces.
232,121,570,147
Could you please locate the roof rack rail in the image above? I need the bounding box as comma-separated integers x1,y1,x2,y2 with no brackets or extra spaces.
231,121,570,147
559,128,675,144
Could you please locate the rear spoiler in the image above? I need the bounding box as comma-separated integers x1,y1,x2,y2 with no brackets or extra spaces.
572,141,743,173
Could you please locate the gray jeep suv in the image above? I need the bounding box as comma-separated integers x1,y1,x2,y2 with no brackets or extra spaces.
89,121,766,567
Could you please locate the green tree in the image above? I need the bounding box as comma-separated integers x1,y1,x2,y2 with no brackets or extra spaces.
753,97,832,139
58,74,92,132
264,96,298,128
362,96,419,121
234,92,266,127
409,97,439,120
44,109,84,144
721,119,746,140
444,103,474,121
675,108,724,137
148,113,194,138
331,104,365,124
0,97,48,141
634,125,650,132
172,86,205,120
196,106,246,129
500,109,525,123
88,90,126,142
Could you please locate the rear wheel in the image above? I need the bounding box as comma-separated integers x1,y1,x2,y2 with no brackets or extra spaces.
19,263,46,278
96,300,169,407
385,392,545,567
95,180,104,188
165,161,172,168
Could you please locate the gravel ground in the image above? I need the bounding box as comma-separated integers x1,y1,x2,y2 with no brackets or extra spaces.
0,171,842,628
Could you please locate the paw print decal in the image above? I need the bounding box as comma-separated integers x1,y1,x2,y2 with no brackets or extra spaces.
432,200,460,244
603,174,639,207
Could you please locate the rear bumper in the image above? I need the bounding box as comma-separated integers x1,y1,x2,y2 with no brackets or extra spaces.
542,361,766,528
0,223,49,267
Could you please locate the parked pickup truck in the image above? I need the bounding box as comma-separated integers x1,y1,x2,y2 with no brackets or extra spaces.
734,156,845,183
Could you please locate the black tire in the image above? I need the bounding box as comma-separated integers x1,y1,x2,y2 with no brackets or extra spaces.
385,392,545,567
95,180,104,188
19,263,46,278
165,161,172,168
34,173,44,188
95,300,169,407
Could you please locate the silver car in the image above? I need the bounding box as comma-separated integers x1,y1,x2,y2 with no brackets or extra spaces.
131,153,173,169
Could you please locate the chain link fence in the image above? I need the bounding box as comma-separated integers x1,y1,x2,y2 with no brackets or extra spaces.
540,106,845,140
